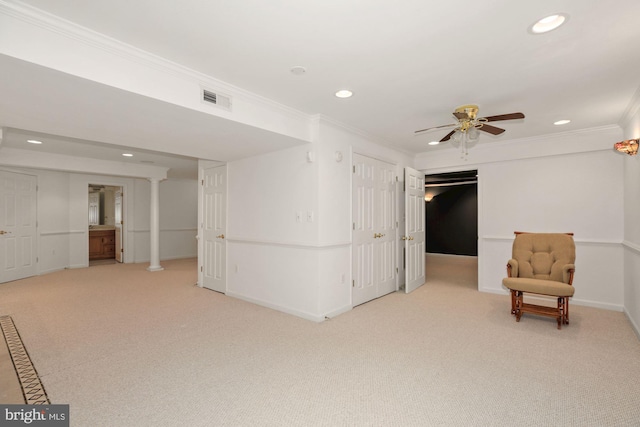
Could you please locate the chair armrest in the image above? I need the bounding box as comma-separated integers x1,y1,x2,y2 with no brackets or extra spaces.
563,264,576,285
507,259,518,277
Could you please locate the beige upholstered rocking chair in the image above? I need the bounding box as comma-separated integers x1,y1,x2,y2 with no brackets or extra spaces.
502,232,576,329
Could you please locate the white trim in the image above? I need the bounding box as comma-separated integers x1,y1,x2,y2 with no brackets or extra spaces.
481,288,624,312
131,228,198,233
323,304,353,320
316,114,414,157
227,237,351,250
0,0,309,124
226,291,324,322
622,240,640,254
620,85,640,129
40,230,85,236
624,308,640,340
482,235,622,246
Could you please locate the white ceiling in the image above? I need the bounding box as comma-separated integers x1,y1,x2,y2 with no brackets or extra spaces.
2,0,640,170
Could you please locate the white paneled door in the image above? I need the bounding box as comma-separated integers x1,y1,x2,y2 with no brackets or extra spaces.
352,154,397,306
202,165,226,293
0,171,37,283
404,166,425,293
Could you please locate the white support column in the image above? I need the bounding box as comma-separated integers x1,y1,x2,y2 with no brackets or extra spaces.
147,178,164,272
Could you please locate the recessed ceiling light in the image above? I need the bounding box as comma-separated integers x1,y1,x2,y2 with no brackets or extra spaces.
554,119,571,125
27,139,43,144
122,153,133,157
290,66,306,75
428,141,440,146
335,90,353,98
530,14,568,34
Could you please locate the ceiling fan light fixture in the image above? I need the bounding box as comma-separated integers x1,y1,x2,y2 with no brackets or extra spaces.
467,126,480,142
530,14,567,34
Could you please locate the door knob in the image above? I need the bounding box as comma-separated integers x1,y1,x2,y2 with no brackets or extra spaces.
401,236,407,240
0,230,8,235
216,234,225,239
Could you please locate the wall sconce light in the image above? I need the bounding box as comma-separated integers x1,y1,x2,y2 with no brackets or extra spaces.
614,139,638,156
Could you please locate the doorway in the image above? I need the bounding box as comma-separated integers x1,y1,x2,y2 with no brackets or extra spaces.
424,170,478,256
88,184,123,265
424,170,478,288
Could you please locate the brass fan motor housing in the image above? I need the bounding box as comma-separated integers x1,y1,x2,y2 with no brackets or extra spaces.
454,104,479,120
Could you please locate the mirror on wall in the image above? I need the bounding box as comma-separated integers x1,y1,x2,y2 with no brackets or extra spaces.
88,184,119,226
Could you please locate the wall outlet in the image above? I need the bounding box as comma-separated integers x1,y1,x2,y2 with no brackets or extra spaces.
307,211,314,222
296,211,302,222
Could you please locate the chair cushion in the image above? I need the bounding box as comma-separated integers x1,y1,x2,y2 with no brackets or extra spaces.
512,233,575,283
503,277,575,297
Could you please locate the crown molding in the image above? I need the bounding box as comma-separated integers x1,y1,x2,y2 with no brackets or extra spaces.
415,124,621,161
312,114,414,157
0,0,310,123
620,85,640,129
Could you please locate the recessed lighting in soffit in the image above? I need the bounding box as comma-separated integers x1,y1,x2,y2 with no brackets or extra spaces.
428,141,440,146
290,66,306,76
554,119,571,125
335,90,353,98
530,14,568,34
122,153,133,157
27,139,43,144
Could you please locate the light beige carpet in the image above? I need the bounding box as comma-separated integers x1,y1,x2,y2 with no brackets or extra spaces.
0,256,639,426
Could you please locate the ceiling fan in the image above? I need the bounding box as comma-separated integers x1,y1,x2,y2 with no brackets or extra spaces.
415,105,525,153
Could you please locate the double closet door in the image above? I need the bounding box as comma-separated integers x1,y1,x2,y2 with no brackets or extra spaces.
352,154,398,306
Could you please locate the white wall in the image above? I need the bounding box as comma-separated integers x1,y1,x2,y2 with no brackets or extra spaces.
622,91,640,336
479,150,624,310
0,166,197,274
419,126,626,311
223,117,413,321
132,179,198,263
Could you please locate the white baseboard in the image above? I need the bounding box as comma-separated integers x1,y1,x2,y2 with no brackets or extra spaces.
225,291,325,322
479,287,624,312
624,308,640,340
323,304,352,320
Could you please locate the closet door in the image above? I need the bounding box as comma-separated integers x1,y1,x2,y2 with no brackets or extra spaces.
0,171,37,283
352,154,397,306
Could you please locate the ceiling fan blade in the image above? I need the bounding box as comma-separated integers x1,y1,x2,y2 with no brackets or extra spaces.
483,112,525,122
440,130,456,142
453,112,468,120
414,123,457,134
479,124,506,135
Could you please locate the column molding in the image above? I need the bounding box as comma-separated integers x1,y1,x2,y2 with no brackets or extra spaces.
147,178,164,272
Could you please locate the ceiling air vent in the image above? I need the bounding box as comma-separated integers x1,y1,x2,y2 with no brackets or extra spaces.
201,88,232,111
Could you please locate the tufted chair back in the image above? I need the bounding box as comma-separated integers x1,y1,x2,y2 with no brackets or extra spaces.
511,232,575,283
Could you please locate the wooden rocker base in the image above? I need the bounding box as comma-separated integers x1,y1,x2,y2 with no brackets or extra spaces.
511,290,569,330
